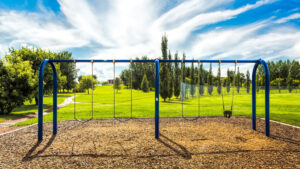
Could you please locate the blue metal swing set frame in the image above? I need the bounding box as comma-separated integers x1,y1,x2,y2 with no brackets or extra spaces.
38,59,270,141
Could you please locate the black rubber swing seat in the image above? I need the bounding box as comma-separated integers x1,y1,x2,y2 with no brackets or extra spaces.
223,110,232,118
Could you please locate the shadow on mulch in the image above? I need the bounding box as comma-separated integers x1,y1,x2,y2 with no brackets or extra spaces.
22,135,56,161
20,118,299,165
255,130,300,146
157,134,192,159
22,132,300,161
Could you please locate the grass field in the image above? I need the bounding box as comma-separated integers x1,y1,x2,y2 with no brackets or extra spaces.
14,85,300,126
0,95,69,123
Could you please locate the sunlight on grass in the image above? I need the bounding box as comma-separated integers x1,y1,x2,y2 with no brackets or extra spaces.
15,85,300,126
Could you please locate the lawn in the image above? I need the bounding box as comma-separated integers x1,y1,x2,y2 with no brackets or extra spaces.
0,94,70,123
15,85,300,126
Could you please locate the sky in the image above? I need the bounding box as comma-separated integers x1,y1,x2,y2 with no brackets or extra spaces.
0,0,299,80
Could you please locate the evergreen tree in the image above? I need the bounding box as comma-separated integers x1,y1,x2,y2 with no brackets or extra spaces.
227,68,230,93
141,73,149,92
159,34,169,102
208,63,213,95
182,53,187,99
237,67,240,94
174,52,181,98
217,64,221,95
246,70,250,94
190,60,196,96
287,72,293,93
114,77,121,93
167,50,173,100
199,64,204,95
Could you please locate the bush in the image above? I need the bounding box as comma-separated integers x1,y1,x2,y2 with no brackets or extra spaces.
0,59,35,114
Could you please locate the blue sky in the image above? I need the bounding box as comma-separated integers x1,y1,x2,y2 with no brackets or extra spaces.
0,0,299,80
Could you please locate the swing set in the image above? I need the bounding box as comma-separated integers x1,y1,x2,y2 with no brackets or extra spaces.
37,59,270,141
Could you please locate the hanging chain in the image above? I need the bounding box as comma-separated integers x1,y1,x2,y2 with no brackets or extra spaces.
91,60,94,119
198,60,200,117
130,59,133,119
231,60,237,111
113,60,116,118
219,60,225,112
181,59,184,117
73,60,76,119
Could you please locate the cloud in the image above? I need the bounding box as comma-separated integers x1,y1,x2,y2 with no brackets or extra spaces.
0,0,299,80
160,0,276,46
275,13,300,24
0,10,89,51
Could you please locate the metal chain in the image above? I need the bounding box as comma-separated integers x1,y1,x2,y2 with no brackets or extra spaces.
113,60,116,118
198,60,200,117
130,60,133,119
181,59,184,117
231,61,237,111
91,60,94,119
73,60,76,119
219,61,225,112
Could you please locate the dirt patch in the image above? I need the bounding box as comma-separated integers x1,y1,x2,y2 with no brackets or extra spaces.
0,117,299,168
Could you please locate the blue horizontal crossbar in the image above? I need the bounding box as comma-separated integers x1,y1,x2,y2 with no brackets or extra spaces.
49,59,260,63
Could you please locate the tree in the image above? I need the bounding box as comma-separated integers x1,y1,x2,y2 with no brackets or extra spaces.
0,58,35,114
207,63,213,95
217,64,221,95
141,73,149,92
227,69,231,93
114,77,121,93
182,53,187,98
79,75,97,94
271,78,284,93
199,64,204,95
287,72,293,93
56,51,76,92
120,69,131,88
168,50,174,100
58,75,67,92
174,52,181,98
159,34,169,102
246,70,250,94
237,67,240,94
6,47,65,105
190,61,196,96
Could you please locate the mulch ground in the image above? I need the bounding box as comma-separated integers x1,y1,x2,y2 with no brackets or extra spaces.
0,117,299,168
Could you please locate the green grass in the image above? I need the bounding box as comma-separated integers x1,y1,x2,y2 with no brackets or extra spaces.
0,94,70,123
15,85,300,127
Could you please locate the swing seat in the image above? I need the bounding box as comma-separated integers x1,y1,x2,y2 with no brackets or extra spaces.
223,110,232,118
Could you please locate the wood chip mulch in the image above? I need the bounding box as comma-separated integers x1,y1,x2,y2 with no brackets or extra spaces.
0,117,299,168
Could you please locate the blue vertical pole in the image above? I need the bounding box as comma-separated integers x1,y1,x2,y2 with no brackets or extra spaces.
252,62,259,131
38,60,48,141
50,63,58,135
155,59,159,139
261,59,270,137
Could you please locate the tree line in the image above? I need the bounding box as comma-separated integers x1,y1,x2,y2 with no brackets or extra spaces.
120,35,300,101
257,60,300,93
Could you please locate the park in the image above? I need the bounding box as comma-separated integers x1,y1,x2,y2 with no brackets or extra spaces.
0,0,300,168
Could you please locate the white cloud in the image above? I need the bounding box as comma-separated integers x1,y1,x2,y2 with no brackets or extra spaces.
0,0,299,81
161,0,276,45
0,11,89,51
275,13,300,24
